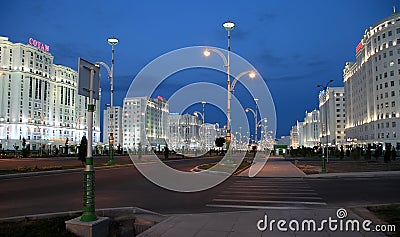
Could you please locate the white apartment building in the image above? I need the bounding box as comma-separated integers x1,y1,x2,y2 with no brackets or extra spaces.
203,123,219,149
103,106,123,149
344,12,400,148
318,87,346,146
168,113,202,150
0,36,101,152
301,110,321,147
290,123,301,148
122,96,168,152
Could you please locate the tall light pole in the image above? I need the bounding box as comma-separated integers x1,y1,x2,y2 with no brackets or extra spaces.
245,105,258,145
223,20,235,152
317,79,333,173
107,36,118,164
201,101,206,124
254,98,259,143
194,111,204,149
97,36,118,165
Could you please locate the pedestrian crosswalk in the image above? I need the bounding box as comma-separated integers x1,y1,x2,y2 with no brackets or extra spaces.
207,177,326,209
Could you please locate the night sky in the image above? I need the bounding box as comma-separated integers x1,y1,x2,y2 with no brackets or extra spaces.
1,0,393,138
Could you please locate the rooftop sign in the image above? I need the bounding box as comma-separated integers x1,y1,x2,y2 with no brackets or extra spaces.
28,38,50,52
356,41,363,54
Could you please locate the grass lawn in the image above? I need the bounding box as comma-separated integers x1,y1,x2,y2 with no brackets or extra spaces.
368,204,400,237
294,160,400,174
0,215,79,237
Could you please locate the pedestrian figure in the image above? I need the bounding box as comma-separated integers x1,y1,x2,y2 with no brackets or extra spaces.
79,136,87,165
340,145,344,160
391,145,396,161
384,148,391,163
164,145,169,160
374,148,379,160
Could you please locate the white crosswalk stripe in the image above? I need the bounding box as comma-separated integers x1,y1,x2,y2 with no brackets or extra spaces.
207,177,326,209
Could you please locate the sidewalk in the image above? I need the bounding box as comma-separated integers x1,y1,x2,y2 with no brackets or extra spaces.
139,207,385,237
138,156,390,236
238,156,306,178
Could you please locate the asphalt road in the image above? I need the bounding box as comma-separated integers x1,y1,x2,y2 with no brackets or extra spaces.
0,157,235,218
307,176,400,206
0,158,399,219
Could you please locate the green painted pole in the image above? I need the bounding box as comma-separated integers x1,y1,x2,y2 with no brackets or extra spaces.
322,153,326,173
80,68,97,222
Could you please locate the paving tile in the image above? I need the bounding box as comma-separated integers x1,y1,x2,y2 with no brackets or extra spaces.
194,230,229,237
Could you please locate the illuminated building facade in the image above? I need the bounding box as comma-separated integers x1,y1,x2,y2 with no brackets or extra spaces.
318,87,346,146
344,12,400,148
0,36,101,152
122,96,169,151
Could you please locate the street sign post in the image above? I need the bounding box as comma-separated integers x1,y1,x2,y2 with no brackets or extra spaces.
78,58,100,222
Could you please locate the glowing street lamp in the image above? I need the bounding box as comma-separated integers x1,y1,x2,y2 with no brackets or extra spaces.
317,79,334,173
96,36,119,165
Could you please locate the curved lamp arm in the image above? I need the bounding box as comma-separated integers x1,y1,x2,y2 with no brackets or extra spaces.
231,70,256,91
95,61,112,79
203,48,228,66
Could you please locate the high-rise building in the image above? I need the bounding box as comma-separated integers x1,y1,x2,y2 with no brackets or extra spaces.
301,110,321,147
122,96,169,152
0,36,101,152
344,12,400,148
290,122,301,148
168,113,202,150
103,106,123,149
318,87,346,146
203,123,219,149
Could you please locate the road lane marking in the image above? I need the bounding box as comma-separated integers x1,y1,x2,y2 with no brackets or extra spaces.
212,198,327,206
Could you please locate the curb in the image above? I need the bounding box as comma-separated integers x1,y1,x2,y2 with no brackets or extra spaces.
0,206,166,223
304,170,400,179
0,163,134,180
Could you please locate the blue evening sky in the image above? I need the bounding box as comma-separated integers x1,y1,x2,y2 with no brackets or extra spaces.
1,0,393,138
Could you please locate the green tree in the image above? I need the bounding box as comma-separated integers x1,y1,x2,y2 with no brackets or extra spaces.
215,137,225,149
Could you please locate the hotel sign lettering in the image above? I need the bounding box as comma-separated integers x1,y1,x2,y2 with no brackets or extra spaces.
28,38,50,52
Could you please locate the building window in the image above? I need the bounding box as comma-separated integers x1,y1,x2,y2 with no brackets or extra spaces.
392,101,396,107
393,122,397,127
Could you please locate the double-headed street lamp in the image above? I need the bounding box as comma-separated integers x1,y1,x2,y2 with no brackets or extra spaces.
245,98,259,144
194,111,205,149
317,79,334,173
222,20,234,149
203,20,258,159
96,36,119,165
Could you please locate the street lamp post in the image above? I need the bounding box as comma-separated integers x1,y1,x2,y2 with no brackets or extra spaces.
96,36,118,165
245,106,258,144
194,111,204,150
107,36,118,165
223,20,235,152
317,79,334,173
